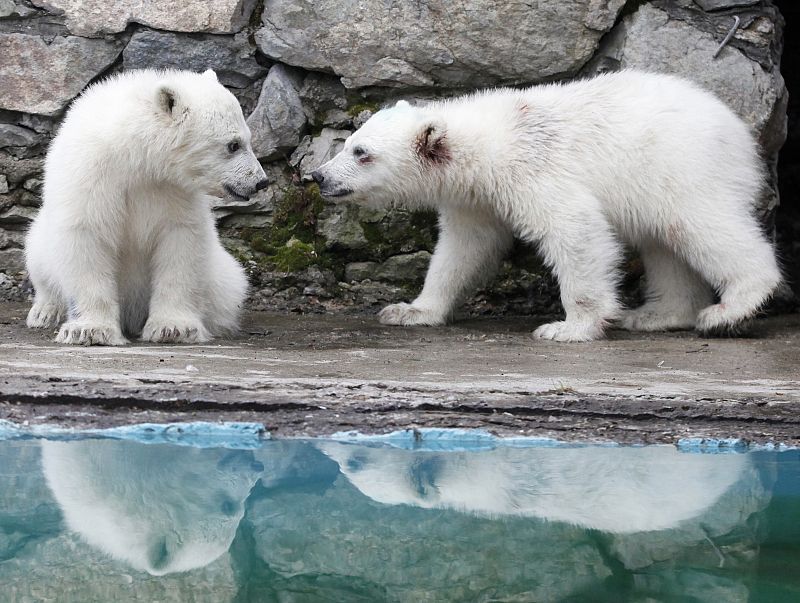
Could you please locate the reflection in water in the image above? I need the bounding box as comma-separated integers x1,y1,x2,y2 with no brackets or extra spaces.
41,440,263,575
0,435,797,602
318,442,751,533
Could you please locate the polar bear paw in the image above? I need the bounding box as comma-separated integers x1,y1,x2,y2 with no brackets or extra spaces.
695,304,751,336
533,320,604,343
378,303,446,326
27,301,65,329
141,317,211,344
618,304,696,332
56,321,128,346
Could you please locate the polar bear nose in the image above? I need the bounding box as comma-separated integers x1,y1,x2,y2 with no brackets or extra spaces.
255,178,269,191
311,170,324,184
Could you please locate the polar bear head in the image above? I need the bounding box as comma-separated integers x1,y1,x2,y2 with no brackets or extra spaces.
311,100,448,204
154,69,268,202
41,439,263,575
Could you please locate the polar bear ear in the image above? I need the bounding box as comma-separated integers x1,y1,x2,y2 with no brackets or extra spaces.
202,69,218,82
156,85,185,120
414,119,450,165
395,100,411,109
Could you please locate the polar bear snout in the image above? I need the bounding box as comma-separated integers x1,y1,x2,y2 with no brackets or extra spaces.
223,176,269,201
222,155,270,201
311,167,353,199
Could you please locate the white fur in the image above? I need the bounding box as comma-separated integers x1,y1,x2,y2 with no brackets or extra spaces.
25,69,263,345
41,440,262,575
314,71,782,341
319,442,751,534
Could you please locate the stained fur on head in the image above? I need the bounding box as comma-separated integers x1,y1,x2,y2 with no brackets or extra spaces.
415,122,450,165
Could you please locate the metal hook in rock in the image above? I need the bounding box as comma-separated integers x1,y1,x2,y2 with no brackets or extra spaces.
713,15,741,59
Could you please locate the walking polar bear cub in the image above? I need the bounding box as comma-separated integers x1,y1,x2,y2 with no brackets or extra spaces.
313,71,782,342
26,69,265,345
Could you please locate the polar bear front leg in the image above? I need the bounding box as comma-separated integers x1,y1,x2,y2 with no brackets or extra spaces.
142,224,212,344
531,201,622,342
54,228,128,346
379,207,513,326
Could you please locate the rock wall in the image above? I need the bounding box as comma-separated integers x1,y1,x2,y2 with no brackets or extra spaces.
0,0,789,316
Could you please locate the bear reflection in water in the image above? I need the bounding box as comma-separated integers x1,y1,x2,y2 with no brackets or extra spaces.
318,442,756,533
41,440,263,576
39,438,764,578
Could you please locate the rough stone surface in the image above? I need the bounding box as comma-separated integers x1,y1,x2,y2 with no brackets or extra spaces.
123,30,266,89
0,303,798,444
0,176,7,195
695,0,759,11
0,0,35,18
247,65,307,160
0,124,41,149
344,261,379,282
256,0,627,88
0,206,37,224
0,33,122,115
0,248,23,273
375,251,432,283
298,72,348,123
290,128,349,176
318,204,369,250
30,0,258,36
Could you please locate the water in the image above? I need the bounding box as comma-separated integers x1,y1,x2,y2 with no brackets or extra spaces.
1,428,798,602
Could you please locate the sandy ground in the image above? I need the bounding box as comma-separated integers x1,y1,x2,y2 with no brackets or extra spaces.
0,302,798,444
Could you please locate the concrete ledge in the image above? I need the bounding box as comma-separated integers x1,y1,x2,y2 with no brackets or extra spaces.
0,302,798,444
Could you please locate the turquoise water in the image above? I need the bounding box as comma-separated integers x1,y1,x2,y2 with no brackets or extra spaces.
0,428,798,602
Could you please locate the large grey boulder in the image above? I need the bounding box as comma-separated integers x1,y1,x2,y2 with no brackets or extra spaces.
30,0,257,37
256,0,627,88
0,33,122,115
123,31,266,89
247,65,307,160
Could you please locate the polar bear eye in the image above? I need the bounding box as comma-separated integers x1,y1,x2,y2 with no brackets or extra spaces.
353,146,372,164
227,141,240,154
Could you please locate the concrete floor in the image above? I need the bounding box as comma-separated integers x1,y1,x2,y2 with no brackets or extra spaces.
0,302,798,444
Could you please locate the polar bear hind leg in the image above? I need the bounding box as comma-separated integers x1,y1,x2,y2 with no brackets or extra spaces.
680,212,781,335
619,243,713,332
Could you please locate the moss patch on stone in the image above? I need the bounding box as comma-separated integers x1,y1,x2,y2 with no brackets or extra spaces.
271,238,318,272
235,183,338,274
346,101,380,118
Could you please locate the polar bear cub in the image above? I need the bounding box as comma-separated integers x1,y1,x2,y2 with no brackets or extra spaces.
312,71,782,342
25,69,265,345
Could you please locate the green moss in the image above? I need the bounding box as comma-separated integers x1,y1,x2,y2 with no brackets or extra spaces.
269,238,318,272
234,183,337,273
347,101,380,118
249,235,272,254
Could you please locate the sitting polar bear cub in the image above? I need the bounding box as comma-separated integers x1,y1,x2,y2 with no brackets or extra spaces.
312,71,782,342
25,69,265,345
